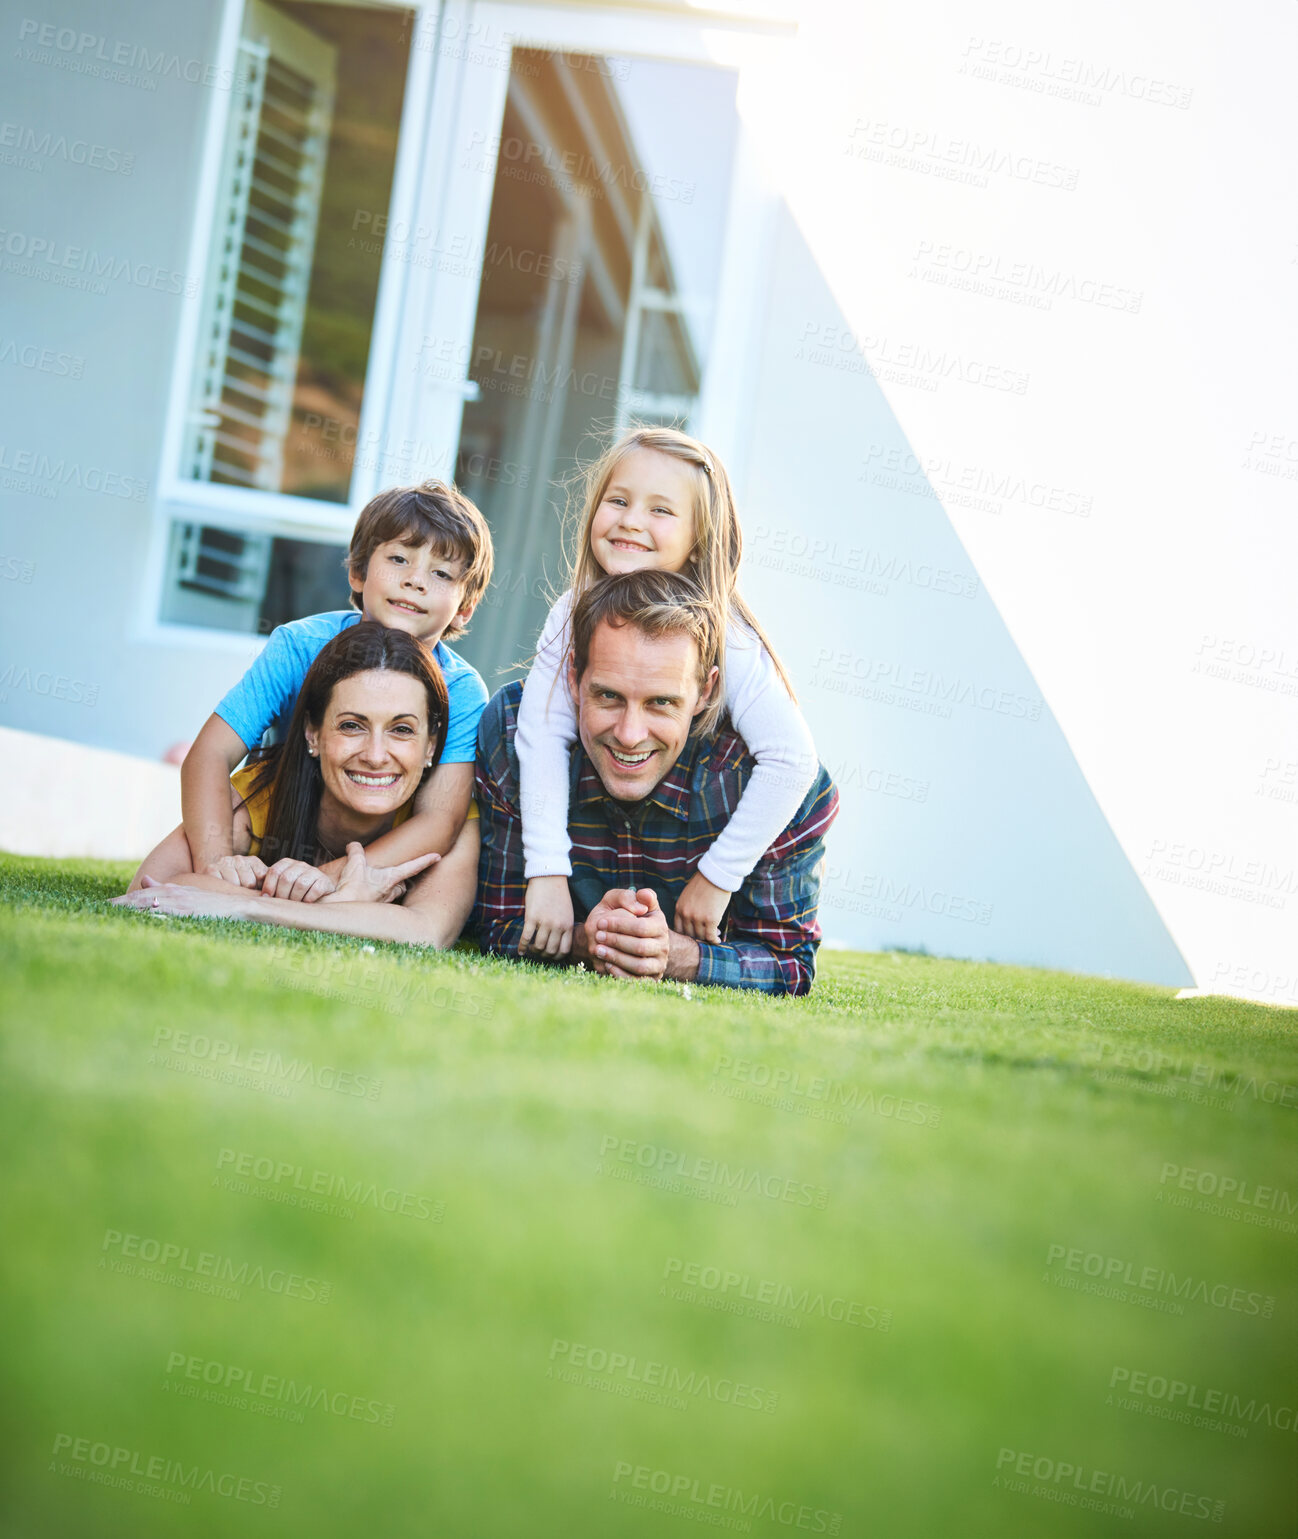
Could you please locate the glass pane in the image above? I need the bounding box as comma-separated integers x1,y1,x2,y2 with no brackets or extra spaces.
634,307,697,397
160,522,349,634
257,535,353,630
184,0,411,503
454,49,739,686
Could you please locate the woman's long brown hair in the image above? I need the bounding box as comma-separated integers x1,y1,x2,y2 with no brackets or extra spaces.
240,622,448,867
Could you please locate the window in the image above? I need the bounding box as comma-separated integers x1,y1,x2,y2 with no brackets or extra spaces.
159,522,350,634
184,1,337,494
185,0,410,504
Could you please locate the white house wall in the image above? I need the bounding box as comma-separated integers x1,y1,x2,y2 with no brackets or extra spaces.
0,0,263,757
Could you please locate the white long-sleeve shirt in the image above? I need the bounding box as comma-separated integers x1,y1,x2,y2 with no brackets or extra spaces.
516,589,819,891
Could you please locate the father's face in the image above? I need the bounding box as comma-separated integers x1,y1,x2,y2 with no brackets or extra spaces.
569,619,718,802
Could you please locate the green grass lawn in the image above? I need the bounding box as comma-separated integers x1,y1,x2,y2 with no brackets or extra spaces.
2,852,1295,1539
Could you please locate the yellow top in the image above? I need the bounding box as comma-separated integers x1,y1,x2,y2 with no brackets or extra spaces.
229,763,475,859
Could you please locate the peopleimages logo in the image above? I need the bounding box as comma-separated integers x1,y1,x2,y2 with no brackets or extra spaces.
1043,1244,1274,1317
1109,1366,1296,1436
749,523,979,599
0,121,134,173
465,129,695,203
710,1053,942,1128
910,239,1142,313
0,229,194,295
0,337,84,376
1157,1163,1296,1218
811,648,1043,721
164,1352,395,1428
1082,1038,1297,1109
50,1434,280,1507
16,18,251,92
959,38,1194,110
597,1135,828,1209
846,116,1080,191
993,1448,1223,1522
0,445,147,501
0,663,98,706
100,1228,331,1304
215,1148,444,1222
859,442,1094,518
610,1461,843,1532
550,1339,777,1413
794,320,1030,395
663,1258,893,1331
150,1027,381,1100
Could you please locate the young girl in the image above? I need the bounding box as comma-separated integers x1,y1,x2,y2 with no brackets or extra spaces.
517,425,818,957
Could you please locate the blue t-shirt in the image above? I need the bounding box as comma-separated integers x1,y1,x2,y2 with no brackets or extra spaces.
215,611,488,765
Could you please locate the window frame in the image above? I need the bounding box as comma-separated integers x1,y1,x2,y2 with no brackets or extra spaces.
145,0,449,650
143,0,786,652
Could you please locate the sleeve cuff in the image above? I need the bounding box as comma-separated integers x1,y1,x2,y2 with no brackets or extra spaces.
697,851,742,893
213,704,257,751
693,941,729,988
523,859,573,880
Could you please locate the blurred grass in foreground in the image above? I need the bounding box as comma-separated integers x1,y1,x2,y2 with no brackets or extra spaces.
1,852,1295,1538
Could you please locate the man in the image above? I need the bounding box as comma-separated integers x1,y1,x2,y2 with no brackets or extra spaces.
474,570,839,994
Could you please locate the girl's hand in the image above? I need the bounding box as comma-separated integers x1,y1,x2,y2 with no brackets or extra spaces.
522,875,574,958
673,870,729,945
319,842,440,906
203,853,268,889
261,859,336,903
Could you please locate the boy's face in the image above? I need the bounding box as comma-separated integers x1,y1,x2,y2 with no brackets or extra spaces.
351,539,474,643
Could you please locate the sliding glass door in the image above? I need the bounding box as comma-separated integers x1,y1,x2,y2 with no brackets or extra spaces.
444,40,739,683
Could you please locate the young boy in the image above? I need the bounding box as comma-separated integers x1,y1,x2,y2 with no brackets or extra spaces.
134,481,494,896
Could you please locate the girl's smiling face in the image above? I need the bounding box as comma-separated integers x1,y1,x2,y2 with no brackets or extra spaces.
590,447,698,577
305,669,433,821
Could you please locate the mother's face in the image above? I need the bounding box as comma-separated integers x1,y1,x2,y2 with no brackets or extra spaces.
304,669,432,817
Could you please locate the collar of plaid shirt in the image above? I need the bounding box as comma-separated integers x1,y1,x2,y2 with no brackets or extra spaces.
568,728,704,827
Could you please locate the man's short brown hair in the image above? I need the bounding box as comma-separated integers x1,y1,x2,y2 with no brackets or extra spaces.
569,570,726,737
348,480,494,641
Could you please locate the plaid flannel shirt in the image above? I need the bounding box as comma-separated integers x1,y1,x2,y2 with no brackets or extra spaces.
473,682,839,996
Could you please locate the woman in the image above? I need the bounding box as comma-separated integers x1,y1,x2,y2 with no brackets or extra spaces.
114,623,477,948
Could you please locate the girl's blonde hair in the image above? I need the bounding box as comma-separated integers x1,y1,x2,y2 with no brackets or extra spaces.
564,425,797,737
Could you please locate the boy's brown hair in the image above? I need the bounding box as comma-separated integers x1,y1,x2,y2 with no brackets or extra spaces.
347,480,494,642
